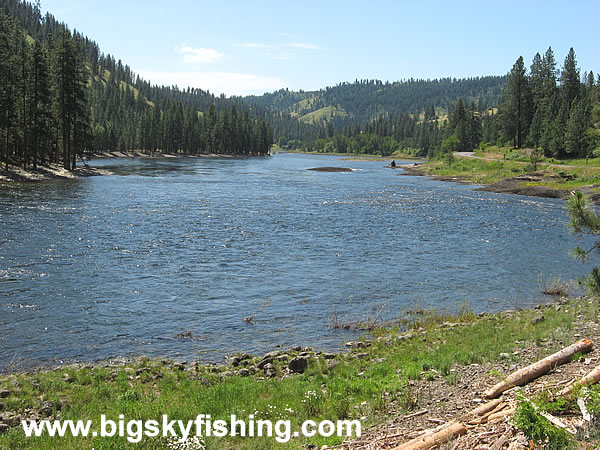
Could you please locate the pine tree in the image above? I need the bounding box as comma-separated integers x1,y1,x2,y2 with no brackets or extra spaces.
561,48,580,110
501,56,532,148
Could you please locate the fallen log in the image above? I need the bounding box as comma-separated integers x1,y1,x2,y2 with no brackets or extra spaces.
487,408,516,423
468,402,508,425
558,364,600,397
483,339,594,399
394,398,504,449
394,421,467,450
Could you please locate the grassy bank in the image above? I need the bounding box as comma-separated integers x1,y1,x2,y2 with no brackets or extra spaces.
1,297,599,448
418,146,600,191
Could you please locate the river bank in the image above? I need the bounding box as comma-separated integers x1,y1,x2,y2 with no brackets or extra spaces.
0,152,268,182
1,295,599,448
0,163,111,183
400,162,600,205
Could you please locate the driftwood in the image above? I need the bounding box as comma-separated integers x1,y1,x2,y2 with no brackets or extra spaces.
577,397,591,423
394,421,467,450
394,398,504,449
483,339,594,399
559,364,600,397
393,340,597,450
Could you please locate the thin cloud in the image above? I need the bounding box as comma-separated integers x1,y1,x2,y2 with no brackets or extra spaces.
265,52,296,61
137,70,287,96
286,42,322,50
234,43,270,49
177,45,224,64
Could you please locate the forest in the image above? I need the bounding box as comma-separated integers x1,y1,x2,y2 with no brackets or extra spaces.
300,47,599,159
0,0,274,171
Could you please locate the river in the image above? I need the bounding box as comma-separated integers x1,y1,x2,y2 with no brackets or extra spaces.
0,153,592,368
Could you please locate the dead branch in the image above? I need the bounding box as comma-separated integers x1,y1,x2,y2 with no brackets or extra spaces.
404,409,428,420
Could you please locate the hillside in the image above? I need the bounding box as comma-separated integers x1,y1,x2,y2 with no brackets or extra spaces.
244,76,506,130
0,0,275,169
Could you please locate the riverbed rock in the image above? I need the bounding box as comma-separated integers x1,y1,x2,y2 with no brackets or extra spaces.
288,357,308,373
39,401,54,417
263,363,277,378
290,345,302,352
237,368,250,377
171,362,186,371
256,357,274,370
396,333,414,342
0,390,9,399
62,373,74,383
136,367,150,376
262,350,282,360
323,353,336,360
327,360,340,370
531,314,545,325
0,412,19,427
0,423,8,434
345,341,371,349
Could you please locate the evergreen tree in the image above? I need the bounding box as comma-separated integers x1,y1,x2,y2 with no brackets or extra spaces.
561,47,580,110
501,56,532,148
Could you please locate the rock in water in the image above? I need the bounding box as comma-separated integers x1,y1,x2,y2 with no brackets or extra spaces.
307,167,353,172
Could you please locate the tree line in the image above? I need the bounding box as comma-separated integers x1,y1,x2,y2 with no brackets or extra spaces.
296,48,598,159
0,1,273,171
498,47,599,159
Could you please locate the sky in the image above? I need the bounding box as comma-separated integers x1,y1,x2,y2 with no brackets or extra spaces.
41,0,599,97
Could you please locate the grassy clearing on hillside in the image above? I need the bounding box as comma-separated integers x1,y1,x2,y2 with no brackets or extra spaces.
1,297,598,449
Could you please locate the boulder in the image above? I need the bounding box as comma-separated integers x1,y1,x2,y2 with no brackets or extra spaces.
288,357,308,374
263,363,277,378
256,358,274,370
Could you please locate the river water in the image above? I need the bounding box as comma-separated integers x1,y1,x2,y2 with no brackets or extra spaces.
0,153,592,368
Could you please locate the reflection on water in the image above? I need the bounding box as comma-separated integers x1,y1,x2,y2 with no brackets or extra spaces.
0,153,592,368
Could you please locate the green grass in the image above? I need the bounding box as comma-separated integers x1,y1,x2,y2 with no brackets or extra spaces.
298,106,349,124
425,157,528,183
1,297,598,448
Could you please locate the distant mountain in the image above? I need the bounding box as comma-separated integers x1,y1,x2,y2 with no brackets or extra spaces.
244,76,507,130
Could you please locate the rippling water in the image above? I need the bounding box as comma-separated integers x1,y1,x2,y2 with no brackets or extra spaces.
0,153,592,368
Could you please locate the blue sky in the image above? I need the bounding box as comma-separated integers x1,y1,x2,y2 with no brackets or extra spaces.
41,0,599,97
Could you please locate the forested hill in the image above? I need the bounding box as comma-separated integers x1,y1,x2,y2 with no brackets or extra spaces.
243,76,506,129
0,0,276,171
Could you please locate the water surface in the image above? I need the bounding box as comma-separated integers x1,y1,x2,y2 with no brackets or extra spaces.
0,153,591,367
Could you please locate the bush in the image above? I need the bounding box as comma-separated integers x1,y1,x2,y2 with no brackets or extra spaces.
514,397,572,449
